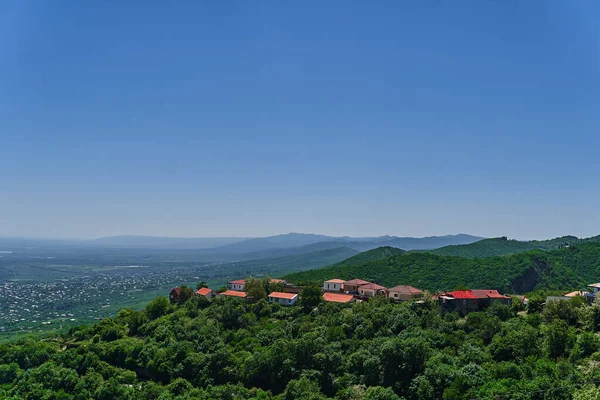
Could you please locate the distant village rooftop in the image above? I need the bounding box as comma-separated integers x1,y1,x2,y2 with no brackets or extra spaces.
268,292,297,300
445,290,477,299
388,285,423,294
220,290,248,298
323,293,354,303
196,288,213,296
344,279,370,286
358,283,386,291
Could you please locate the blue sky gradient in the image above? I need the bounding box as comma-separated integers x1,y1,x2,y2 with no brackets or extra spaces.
1,1,599,239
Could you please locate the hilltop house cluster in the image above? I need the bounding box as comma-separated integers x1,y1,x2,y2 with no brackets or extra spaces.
322,278,424,304
170,277,600,316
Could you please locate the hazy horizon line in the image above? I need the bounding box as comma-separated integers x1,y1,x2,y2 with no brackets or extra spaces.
0,231,592,242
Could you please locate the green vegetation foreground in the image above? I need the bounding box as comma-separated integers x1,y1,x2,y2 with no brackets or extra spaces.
3,292,600,399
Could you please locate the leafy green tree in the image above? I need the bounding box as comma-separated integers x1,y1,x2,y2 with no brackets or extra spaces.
486,302,513,321
146,296,171,320
490,321,540,361
573,384,600,400
542,319,576,359
542,299,578,325
0,363,21,384
283,377,327,400
300,285,323,312
177,285,195,304
364,386,401,400
245,277,268,300
196,281,208,290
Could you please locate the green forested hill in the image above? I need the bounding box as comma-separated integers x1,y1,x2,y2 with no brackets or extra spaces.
3,288,600,399
425,235,585,258
327,246,405,266
284,241,600,293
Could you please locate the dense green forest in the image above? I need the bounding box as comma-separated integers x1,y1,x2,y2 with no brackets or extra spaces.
285,242,600,293
3,290,600,399
425,235,596,258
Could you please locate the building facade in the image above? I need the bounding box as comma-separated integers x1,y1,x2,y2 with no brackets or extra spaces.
323,279,345,292
268,292,298,305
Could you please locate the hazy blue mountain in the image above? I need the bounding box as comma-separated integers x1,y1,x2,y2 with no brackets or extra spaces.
211,233,484,254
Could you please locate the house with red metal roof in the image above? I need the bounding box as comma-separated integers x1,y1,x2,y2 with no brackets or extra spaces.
196,287,216,298
268,291,298,305
439,290,478,315
343,279,371,294
387,285,424,301
323,279,345,292
323,293,355,304
358,283,387,298
220,290,248,299
228,279,246,291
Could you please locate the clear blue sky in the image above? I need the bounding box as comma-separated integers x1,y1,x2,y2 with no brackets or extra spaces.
1,1,599,240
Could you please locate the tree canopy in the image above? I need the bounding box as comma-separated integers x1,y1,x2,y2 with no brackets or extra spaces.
2,289,600,399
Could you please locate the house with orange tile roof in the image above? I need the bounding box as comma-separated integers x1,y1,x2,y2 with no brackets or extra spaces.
323,292,355,304
196,287,216,298
268,291,298,305
387,285,423,301
228,279,246,291
358,283,387,298
343,279,371,293
323,279,345,292
220,290,248,299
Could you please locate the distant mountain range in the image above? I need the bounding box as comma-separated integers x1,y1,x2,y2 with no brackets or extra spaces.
86,233,484,252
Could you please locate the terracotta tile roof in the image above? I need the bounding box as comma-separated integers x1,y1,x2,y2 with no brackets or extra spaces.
221,290,248,298
323,293,355,303
388,285,423,294
196,288,213,296
268,291,298,300
446,290,477,299
171,287,181,295
228,279,246,285
269,279,285,283
344,279,371,286
325,279,346,284
471,289,510,299
359,283,387,291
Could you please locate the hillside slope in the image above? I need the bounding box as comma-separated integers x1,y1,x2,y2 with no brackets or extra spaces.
330,246,405,265
284,241,600,293
425,235,596,258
